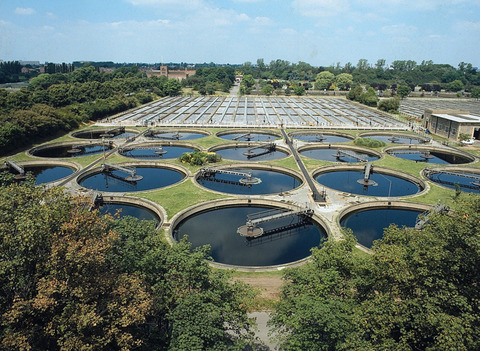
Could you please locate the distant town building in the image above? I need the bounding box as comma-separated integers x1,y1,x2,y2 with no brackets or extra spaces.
424,109,480,141
18,60,41,66
146,65,195,80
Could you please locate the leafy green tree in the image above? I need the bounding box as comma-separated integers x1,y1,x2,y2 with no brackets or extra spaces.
314,71,335,90
0,184,153,350
271,195,480,350
335,73,353,90
471,86,480,99
165,79,182,96
378,98,400,112
397,85,411,99
0,122,25,155
108,217,256,350
5,89,32,110
240,74,255,95
293,85,306,96
359,87,378,106
0,183,255,350
262,83,274,96
270,233,361,350
447,79,464,92
346,85,363,101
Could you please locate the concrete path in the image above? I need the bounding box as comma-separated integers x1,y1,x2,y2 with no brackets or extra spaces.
229,82,240,97
248,312,279,350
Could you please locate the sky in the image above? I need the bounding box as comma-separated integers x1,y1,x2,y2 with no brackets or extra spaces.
1,0,480,68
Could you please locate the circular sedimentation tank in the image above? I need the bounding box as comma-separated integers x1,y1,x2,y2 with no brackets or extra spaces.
299,145,381,163
171,200,328,268
71,128,138,140
1,161,77,185
216,130,281,142
290,131,354,143
210,143,289,161
313,165,425,197
77,163,187,192
359,132,430,144
423,167,480,193
195,165,302,195
118,143,197,159
30,142,114,158
93,196,164,227
145,129,208,140
339,201,432,249
386,146,475,164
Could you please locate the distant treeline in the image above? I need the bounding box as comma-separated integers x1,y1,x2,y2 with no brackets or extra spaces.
0,61,24,84
0,65,182,155
238,59,480,91
182,66,235,95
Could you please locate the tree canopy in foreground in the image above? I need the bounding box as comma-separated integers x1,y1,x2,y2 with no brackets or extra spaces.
0,182,256,350
270,195,480,350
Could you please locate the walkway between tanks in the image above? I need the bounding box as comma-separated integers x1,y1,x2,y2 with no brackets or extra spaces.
280,128,326,202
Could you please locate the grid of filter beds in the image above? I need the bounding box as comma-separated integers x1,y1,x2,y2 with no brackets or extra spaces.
111,97,405,129
400,98,480,119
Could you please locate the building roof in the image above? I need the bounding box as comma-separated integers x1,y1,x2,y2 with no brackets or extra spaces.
433,113,480,123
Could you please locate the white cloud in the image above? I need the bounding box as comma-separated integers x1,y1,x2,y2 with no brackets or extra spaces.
253,16,272,25
381,24,417,36
236,13,251,21
125,0,205,9
356,0,480,12
293,0,349,17
281,28,298,35
454,20,480,31
15,7,36,15
214,17,231,26
106,19,172,31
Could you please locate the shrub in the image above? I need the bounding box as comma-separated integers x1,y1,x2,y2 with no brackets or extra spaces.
178,151,221,165
354,137,386,148
378,98,400,113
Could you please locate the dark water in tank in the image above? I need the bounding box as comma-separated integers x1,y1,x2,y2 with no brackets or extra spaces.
293,134,353,143
300,148,379,162
216,146,288,161
174,206,325,266
6,166,74,185
197,168,301,195
426,171,480,193
367,135,425,144
120,146,196,159
79,167,184,192
315,170,420,196
389,150,471,164
147,131,206,140
33,144,112,158
111,132,137,139
218,132,279,142
30,166,74,184
97,203,160,224
340,208,422,248
74,130,137,139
